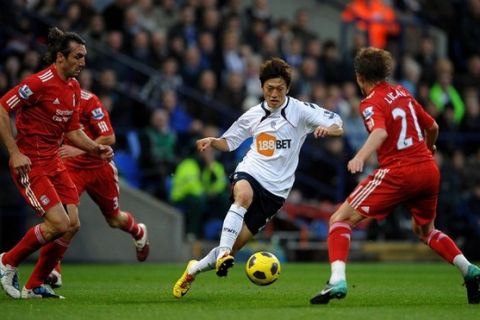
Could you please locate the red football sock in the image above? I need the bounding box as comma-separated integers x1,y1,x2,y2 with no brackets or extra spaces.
328,222,352,263
25,238,70,289
120,212,143,240
54,261,62,273
426,230,462,264
2,225,47,267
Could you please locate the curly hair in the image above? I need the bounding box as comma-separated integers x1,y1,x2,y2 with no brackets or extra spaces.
354,47,394,83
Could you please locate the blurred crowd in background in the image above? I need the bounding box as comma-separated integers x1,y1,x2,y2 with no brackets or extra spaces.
0,0,479,258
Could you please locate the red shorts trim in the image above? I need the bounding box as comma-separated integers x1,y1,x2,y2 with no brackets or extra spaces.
347,161,440,225
11,168,79,216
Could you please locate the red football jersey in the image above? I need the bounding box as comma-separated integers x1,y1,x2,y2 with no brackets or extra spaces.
0,65,81,161
63,90,114,169
359,82,435,168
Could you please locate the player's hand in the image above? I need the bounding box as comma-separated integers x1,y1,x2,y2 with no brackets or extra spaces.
9,150,31,176
348,157,364,174
59,145,85,158
95,144,114,161
313,126,328,138
196,137,213,152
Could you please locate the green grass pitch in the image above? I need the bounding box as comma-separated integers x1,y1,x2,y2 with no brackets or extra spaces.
1,262,478,320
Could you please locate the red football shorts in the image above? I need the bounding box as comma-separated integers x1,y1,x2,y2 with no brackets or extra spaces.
11,165,79,216
67,162,120,218
347,160,440,225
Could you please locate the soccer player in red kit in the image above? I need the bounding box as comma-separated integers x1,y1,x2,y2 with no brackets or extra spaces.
310,47,480,305
45,90,149,288
0,27,113,299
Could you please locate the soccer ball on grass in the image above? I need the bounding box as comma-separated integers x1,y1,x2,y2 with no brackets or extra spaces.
245,251,281,286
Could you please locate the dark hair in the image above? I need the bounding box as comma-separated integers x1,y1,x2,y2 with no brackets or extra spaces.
44,27,86,64
354,47,393,83
259,57,292,87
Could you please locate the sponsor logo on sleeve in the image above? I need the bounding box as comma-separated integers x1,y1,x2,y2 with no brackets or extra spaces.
91,107,104,120
362,106,374,120
18,85,33,99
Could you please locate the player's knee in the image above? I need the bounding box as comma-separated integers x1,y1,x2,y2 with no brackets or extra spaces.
233,191,253,207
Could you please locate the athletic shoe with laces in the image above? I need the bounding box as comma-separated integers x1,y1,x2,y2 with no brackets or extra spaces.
173,260,197,298
310,280,347,304
215,254,234,277
134,223,150,262
0,253,20,299
464,264,480,304
21,284,64,299
45,269,63,289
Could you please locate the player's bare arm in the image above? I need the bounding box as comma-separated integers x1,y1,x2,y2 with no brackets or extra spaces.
196,137,229,152
314,124,344,138
65,129,113,160
348,128,388,174
59,134,115,159
424,121,439,154
0,105,32,175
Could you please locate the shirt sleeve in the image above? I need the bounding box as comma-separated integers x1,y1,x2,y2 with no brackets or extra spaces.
84,95,114,137
0,75,43,112
360,101,385,133
412,98,435,130
221,111,254,151
302,102,343,133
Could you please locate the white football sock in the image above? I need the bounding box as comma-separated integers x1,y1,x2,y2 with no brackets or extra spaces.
218,204,247,253
329,260,346,284
188,247,222,275
453,254,471,276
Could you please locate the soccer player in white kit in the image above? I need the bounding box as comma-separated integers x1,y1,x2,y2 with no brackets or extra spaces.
173,57,344,298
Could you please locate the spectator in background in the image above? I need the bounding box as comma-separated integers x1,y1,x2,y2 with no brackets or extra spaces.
415,34,438,86
399,55,421,96
141,109,177,200
102,0,128,31
216,71,247,112
141,57,183,102
181,46,206,87
341,0,400,49
168,4,198,48
429,58,465,127
291,8,316,46
319,40,345,85
170,146,207,240
457,0,480,63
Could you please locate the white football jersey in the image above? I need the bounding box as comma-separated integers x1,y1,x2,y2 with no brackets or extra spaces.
221,96,343,198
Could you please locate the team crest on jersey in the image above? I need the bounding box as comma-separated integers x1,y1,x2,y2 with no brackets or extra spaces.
362,106,374,120
91,107,104,120
18,85,33,99
39,195,50,206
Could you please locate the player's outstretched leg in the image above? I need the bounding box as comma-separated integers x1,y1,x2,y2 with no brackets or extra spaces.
134,223,150,262
310,280,348,304
173,260,198,298
0,253,20,299
21,284,64,299
215,254,234,277
465,264,480,304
